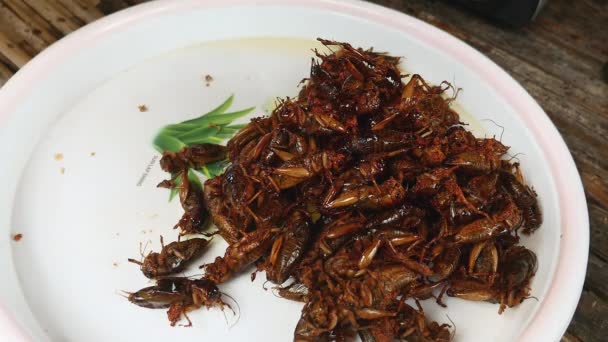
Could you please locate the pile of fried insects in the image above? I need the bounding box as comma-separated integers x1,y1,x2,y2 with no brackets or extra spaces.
127,39,542,342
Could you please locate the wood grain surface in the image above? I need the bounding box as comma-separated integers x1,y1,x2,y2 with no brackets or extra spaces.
0,0,606,341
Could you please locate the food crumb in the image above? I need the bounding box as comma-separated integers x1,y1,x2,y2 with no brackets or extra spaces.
204,74,213,87
60,167,65,175
90,152,96,157
112,262,119,268
12,233,23,241
138,105,148,112
54,153,63,161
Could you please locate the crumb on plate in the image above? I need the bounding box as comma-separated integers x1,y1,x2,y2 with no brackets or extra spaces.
60,167,65,175
12,233,23,241
54,153,63,161
138,104,148,112
204,74,213,87
90,152,96,157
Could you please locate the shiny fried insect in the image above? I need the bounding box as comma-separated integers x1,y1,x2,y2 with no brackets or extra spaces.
127,277,227,326
203,228,278,284
128,237,210,278
160,144,227,173
157,168,208,235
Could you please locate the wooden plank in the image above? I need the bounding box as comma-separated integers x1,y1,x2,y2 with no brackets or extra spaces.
518,80,608,170
57,0,103,24
124,0,148,5
560,158,607,262
580,0,608,12
75,0,102,9
588,201,608,262
48,0,88,26
0,30,31,68
561,332,583,342
0,3,51,54
0,60,15,87
579,164,608,213
583,172,608,210
95,0,129,15
585,253,608,300
23,0,82,35
534,0,608,62
566,290,608,342
3,0,62,44
482,45,607,127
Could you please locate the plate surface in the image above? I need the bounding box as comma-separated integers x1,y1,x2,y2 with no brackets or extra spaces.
0,1,588,341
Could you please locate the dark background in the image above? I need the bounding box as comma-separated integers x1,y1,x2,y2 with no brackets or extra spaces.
0,0,606,341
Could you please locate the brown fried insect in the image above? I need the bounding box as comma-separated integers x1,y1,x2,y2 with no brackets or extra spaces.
127,277,227,326
325,178,405,209
165,169,208,235
448,280,497,303
501,170,542,234
374,264,420,295
160,144,227,173
129,236,211,278
203,176,241,244
453,199,522,244
497,246,537,313
276,282,310,303
265,211,312,284
433,246,461,280
272,150,349,189
445,139,508,175
203,228,278,284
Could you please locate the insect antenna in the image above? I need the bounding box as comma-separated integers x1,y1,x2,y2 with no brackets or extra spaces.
270,287,283,299
139,240,151,259
446,314,457,341
506,152,526,164
480,119,505,142
221,292,241,328
116,290,132,299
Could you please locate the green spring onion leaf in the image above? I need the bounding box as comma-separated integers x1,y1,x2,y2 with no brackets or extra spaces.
153,133,187,153
181,94,234,124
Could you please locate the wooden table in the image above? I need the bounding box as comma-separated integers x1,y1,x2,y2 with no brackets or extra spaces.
0,0,606,340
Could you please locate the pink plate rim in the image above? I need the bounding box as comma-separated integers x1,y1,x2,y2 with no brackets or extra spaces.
0,0,588,341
